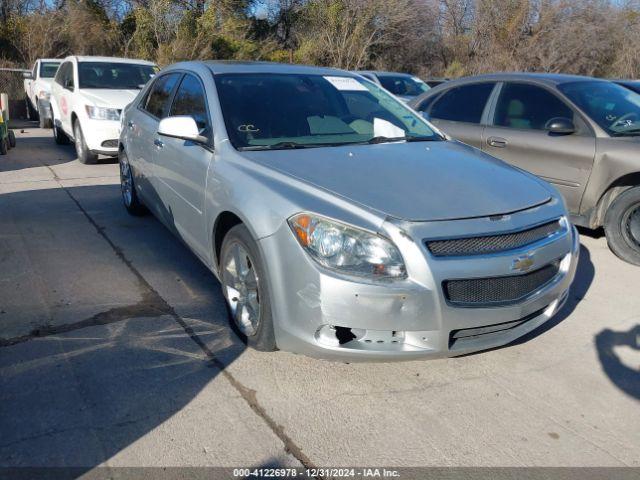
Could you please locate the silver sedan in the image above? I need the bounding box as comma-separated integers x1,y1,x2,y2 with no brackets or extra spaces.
118,61,579,361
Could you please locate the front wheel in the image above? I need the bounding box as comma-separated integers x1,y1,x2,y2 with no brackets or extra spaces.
604,186,640,266
74,121,98,164
25,97,38,121
119,151,148,216
7,130,16,148
220,224,276,351
53,118,70,145
0,137,7,155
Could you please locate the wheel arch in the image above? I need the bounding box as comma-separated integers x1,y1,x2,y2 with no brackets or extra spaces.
212,211,245,267
590,171,640,228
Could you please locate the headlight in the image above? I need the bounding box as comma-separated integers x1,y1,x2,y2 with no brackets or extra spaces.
85,105,120,121
288,213,406,280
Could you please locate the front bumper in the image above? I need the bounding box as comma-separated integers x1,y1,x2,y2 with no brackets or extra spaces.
259,203,580,362
80,118,121,156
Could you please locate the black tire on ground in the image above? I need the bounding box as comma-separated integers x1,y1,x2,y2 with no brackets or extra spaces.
25,97,38,121
8,130,16,148
220,224,277,351
604,186,640,266
73,120,98,165
119,150,148,216
52,118,70,145
0,138,7,155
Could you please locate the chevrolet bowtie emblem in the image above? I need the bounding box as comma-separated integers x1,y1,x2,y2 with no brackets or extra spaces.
512,254,535,272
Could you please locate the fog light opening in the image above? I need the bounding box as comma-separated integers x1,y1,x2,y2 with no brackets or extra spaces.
335,326,356,345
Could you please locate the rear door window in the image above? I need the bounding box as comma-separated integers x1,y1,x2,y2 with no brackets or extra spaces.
143,73,181,119
429,83,495,123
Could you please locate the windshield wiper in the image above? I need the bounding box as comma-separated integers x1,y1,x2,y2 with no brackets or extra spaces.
365,135,439,144
240,141,318,151
611,129,640,137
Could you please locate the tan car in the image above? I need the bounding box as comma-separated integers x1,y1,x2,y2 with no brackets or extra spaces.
410,73,640,265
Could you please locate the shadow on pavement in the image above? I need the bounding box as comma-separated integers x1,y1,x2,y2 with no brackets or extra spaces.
0,184,247,470
595,324,640,401
1,127,117,173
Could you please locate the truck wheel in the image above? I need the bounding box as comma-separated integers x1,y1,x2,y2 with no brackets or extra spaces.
604,186,640,266
25,97,38,121
8,130,16,148
220,224,277,351
73,121,98,165
0,138,7,155
52,117,70,145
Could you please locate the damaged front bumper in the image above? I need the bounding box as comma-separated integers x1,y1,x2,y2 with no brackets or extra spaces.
259,204,580,362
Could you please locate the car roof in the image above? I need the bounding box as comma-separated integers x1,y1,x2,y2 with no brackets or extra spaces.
357,70,415,78
64,56,156,66
39,58,62,63
443,72,604,86
177,60,349,76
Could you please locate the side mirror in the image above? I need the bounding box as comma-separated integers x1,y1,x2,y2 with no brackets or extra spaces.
546,117,575,135
23,72,33,80
158,116,208,144
64,79,74,91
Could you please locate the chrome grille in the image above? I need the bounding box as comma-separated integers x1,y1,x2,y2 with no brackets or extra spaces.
443,261,560,306
426,220,562,257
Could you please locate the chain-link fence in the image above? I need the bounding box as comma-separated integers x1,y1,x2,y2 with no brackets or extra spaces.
0,67,30,122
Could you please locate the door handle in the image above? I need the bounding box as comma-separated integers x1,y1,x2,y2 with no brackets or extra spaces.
154,138,164,149
487,136,508,148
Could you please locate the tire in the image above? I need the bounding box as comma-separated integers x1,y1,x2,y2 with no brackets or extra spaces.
73,120,98,164
119,150,148,216
26,97,38,121
604,186,640,266
8,130,16,148
220,224,277,351
0,138,7,155
52,117,70,145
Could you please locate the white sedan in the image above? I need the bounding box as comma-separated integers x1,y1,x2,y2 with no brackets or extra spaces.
50,56,157,164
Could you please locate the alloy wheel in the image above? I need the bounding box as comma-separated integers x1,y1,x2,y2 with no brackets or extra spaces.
622,202,640,250
120,157,133,207
74,124,83,158
222,242,261,336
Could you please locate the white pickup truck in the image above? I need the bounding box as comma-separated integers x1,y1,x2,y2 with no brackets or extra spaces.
23,58,61,127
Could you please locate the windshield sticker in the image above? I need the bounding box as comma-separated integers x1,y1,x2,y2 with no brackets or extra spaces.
323,76,368,91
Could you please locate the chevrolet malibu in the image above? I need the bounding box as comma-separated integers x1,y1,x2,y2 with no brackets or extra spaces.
119,61,579,361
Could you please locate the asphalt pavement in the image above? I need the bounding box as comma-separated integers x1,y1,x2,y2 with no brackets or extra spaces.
1,127,639,473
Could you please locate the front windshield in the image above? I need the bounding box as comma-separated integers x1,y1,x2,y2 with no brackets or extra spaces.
214,73,440,150
40,62,60,78
559,81,640,136
78,62,156,90
378,75,430,97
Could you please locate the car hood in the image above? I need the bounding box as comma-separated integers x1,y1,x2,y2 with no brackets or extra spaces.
79,89,141,109
242,141,551,222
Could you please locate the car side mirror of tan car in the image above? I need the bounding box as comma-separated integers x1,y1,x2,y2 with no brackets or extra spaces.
158,116,209,145
546,117,575,135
